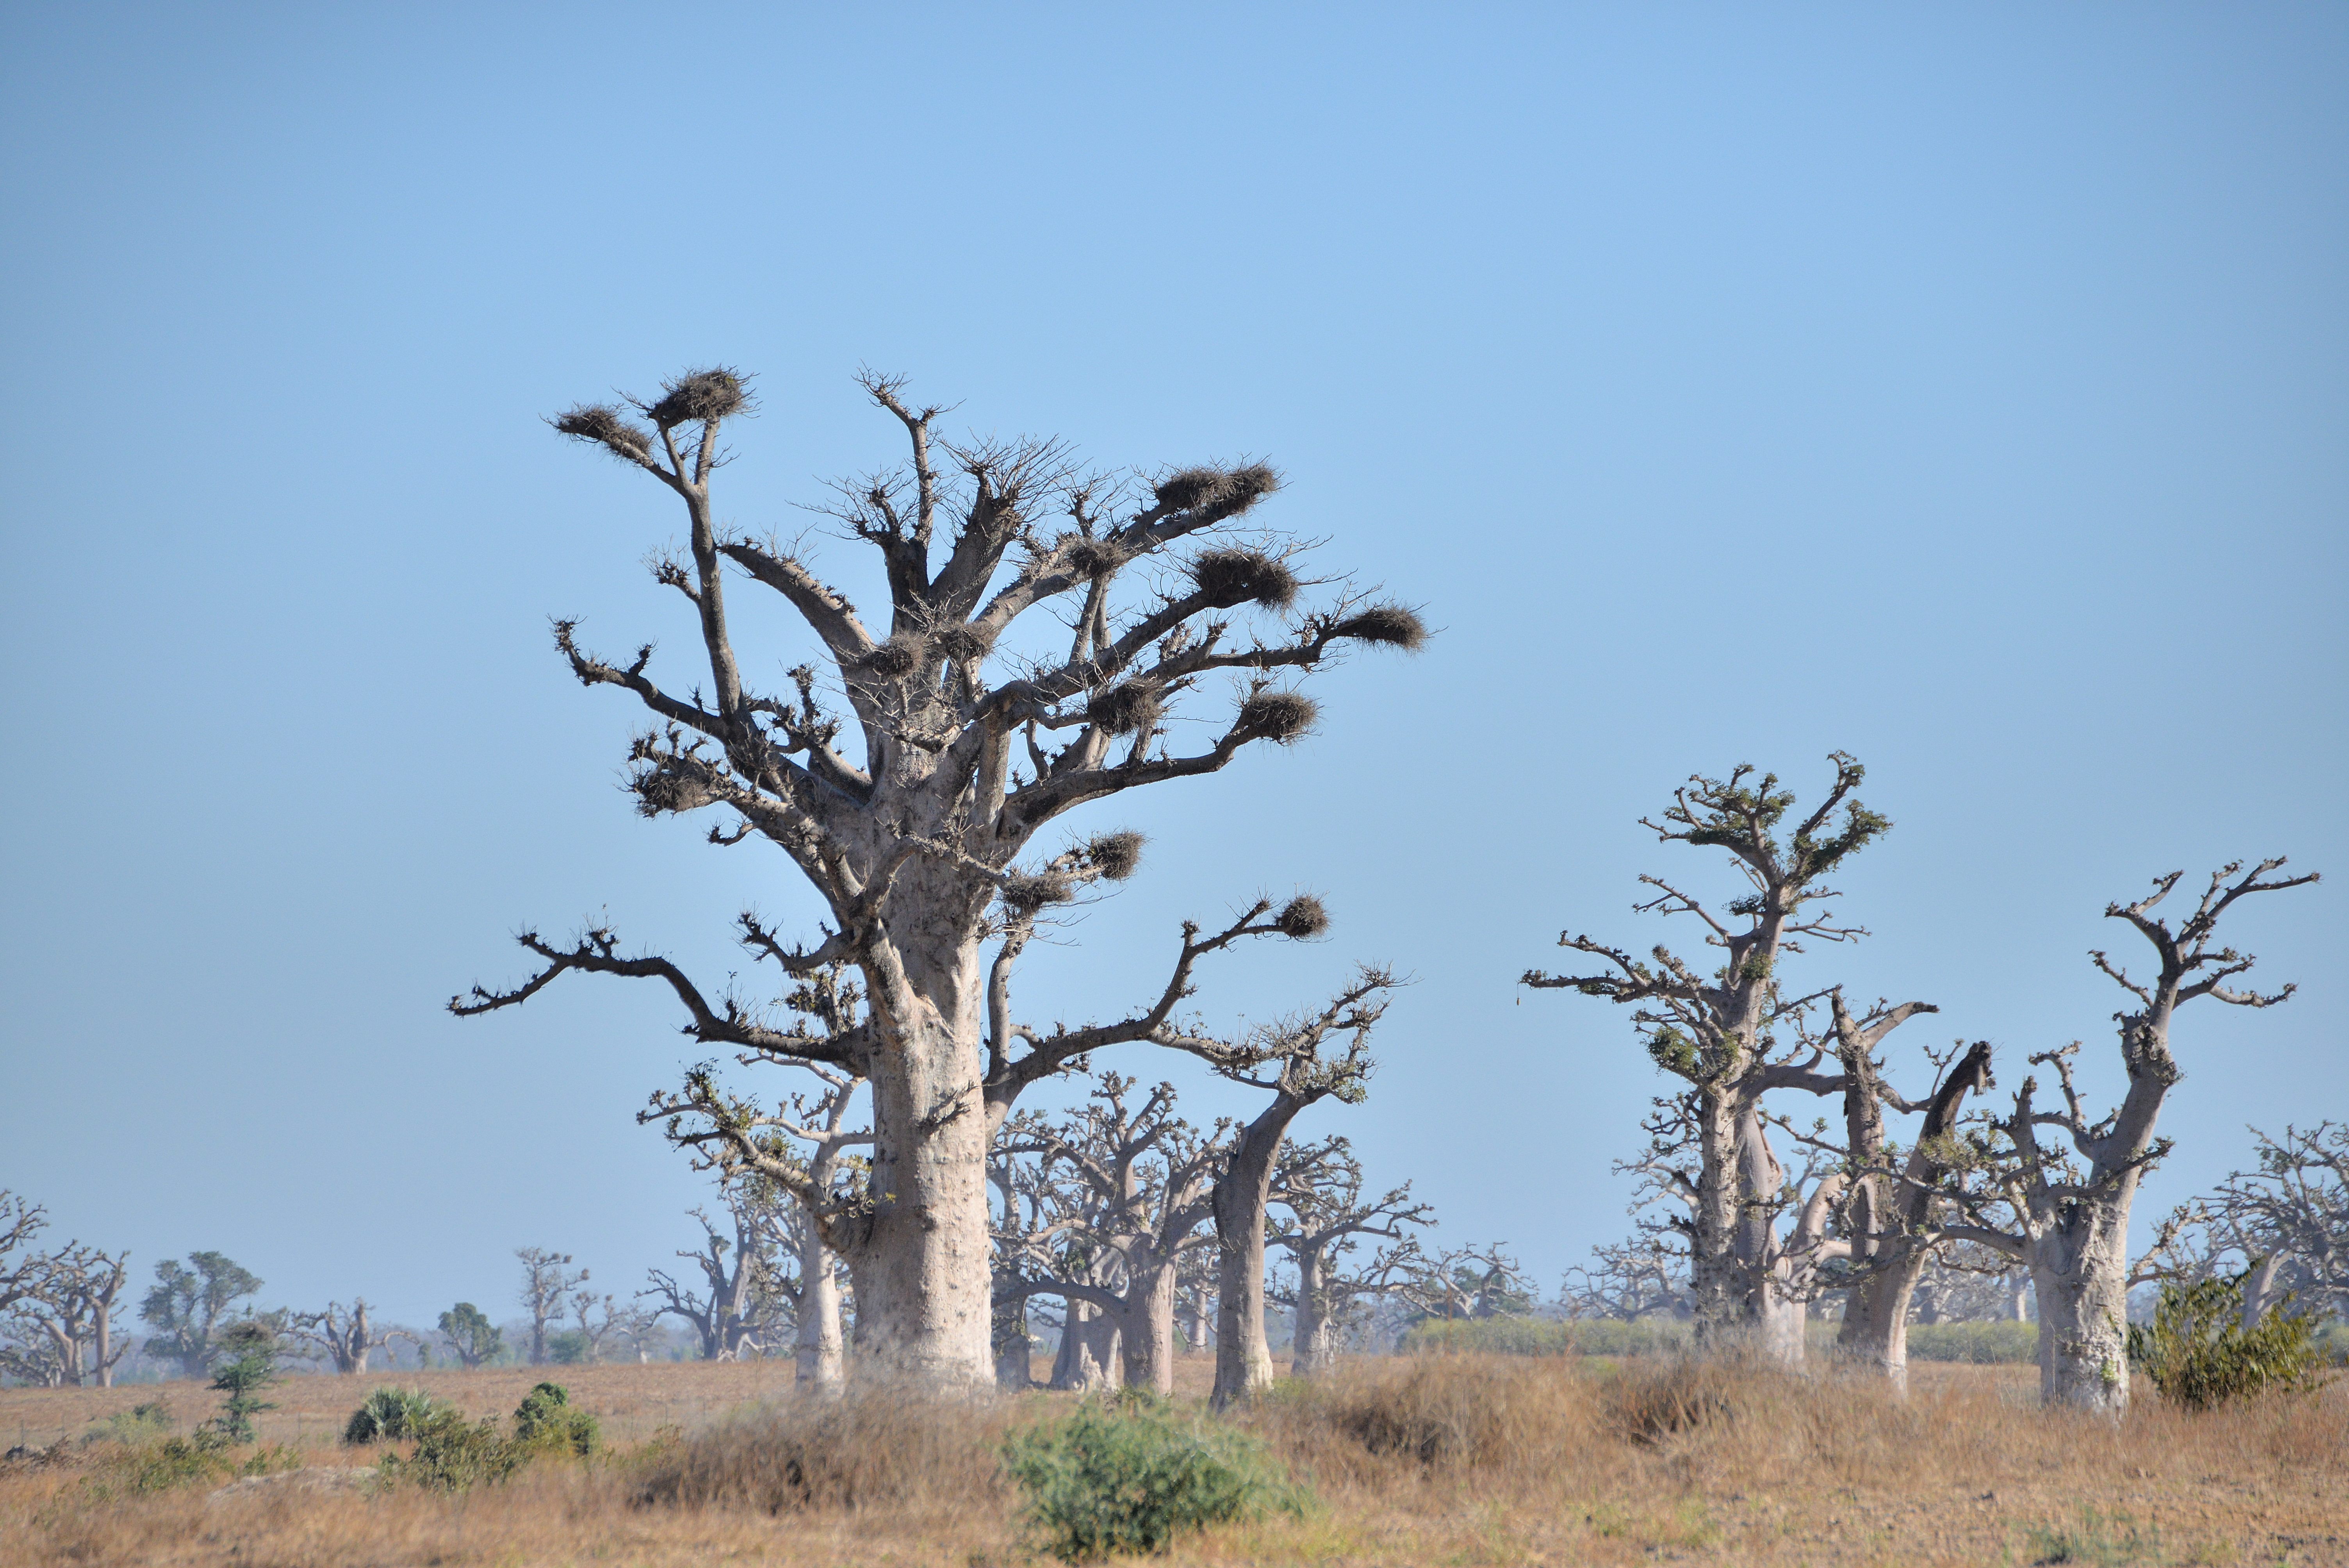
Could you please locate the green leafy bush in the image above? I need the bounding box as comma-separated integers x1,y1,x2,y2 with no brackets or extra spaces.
1002,1397,1306,1563
342,1387,446,1444
2126,1269,2331,1410
513,1381,600,1456
378,1406,522,1491
82,1401,176,1448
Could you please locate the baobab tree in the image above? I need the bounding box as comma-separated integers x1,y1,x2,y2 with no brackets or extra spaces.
0,1242,133,1388
1821,1014,1997,1390
2166,1122,2348,1326
141,1252,262,1379
1266,1135,1432,1376
1396,1242,1540,1322
640,966,870,1384
638,1197,773,1363
994,1076,1224,1396
1199,968,1392,1407
290,1299,416,1376
1524,755,1901,1354
516,1247,588,1365
454,366,1423,1385
1939,860,2316,1411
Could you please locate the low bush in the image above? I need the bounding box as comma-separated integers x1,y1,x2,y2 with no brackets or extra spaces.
512,1381,599,1456
342,1387,446,1444
378,1406,522,1491
1602,1356,1741,1445
82,1401,176,1448
2126,1272,2331,1411
1003,1396,1306,1563
84,1435,299,1496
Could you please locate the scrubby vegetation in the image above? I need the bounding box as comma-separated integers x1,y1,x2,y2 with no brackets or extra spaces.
2126,1271,2332,1410
4,1354,2346,1565
1002,1395,1305,1562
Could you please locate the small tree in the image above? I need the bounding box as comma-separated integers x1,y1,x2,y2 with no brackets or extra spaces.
140,1252,262,1380
438,1302,504,1368
2126,1265,2329,1410
1198,969,1392,1408
207,1320,280,1444
516,1248,588,1365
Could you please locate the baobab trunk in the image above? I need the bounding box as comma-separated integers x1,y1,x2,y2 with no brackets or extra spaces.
1289,1251,1339,1377
795,1231,846,1387
1211,1103,1295,1407
1733,1107,1802,1363
1117,1266,1183,1396
851,935,993,1386
1050,1301,1120,1391
1687,1094,1749,1345
2029,1192,2136,1413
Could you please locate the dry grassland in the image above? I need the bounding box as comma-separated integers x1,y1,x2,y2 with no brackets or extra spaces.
3,1352,2343,1566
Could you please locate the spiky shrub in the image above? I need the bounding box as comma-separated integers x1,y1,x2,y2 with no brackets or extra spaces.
1002,1397,1306,1563
2126,1269,2331,1410
342,1387,443,1445
512,1381,600,1456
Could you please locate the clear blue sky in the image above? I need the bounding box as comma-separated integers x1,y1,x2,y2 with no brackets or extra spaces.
2,4,2342,1331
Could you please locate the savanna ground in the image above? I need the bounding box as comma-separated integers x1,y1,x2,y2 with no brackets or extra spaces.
3,1351,2343,1567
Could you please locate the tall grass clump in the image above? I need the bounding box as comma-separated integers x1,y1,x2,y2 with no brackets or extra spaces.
633,1383,1009,1516
1402,1317,1692,1358
2126,1272,2331,1410
1003,1395,1306,1563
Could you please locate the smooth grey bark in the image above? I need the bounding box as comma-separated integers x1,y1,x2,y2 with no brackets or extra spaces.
1269,1137,1429,1378
459,371,1419,1388
1831,1023,1997,1392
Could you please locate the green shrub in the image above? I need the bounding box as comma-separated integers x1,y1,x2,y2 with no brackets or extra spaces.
82,1401,176,1448
86,1435,299,1496
342,1387,445,1445
378,1406,522,1491
1002,1397,1306,1563
513,1381,599,1456
2126,1269,2331,1411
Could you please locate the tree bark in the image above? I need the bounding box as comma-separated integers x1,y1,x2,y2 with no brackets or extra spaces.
1289,1247,1338,1376
847,932,993,1386
796,1233,846,1386
1211,1100,1298,1407
2030,1218,2133,1413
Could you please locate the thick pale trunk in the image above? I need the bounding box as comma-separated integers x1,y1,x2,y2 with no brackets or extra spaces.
1837,1246,1931,1394
1116,1264,1182,1395
2030,1201,2133,1412
1211,1100,1298,1408
92,1313,112,1389
1050,1301,1120,1390
1182,1281,1212,1353
2007,1270,2032,1322
796,1231,846,1386
1688,1094,1748,1344
853,933,993,1387
2242,1254,2282,1332
1289,1251,1337,1376
1759,1279,1807,1365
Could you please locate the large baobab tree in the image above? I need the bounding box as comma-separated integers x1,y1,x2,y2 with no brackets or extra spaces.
994,1076,1223,1397
1266,1135,1432,1376
1524,755,1904,1354
455,366,1422,1385
1941,859,2315,1411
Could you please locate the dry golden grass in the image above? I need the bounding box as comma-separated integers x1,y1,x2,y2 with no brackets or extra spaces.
3,1351,2344,1566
